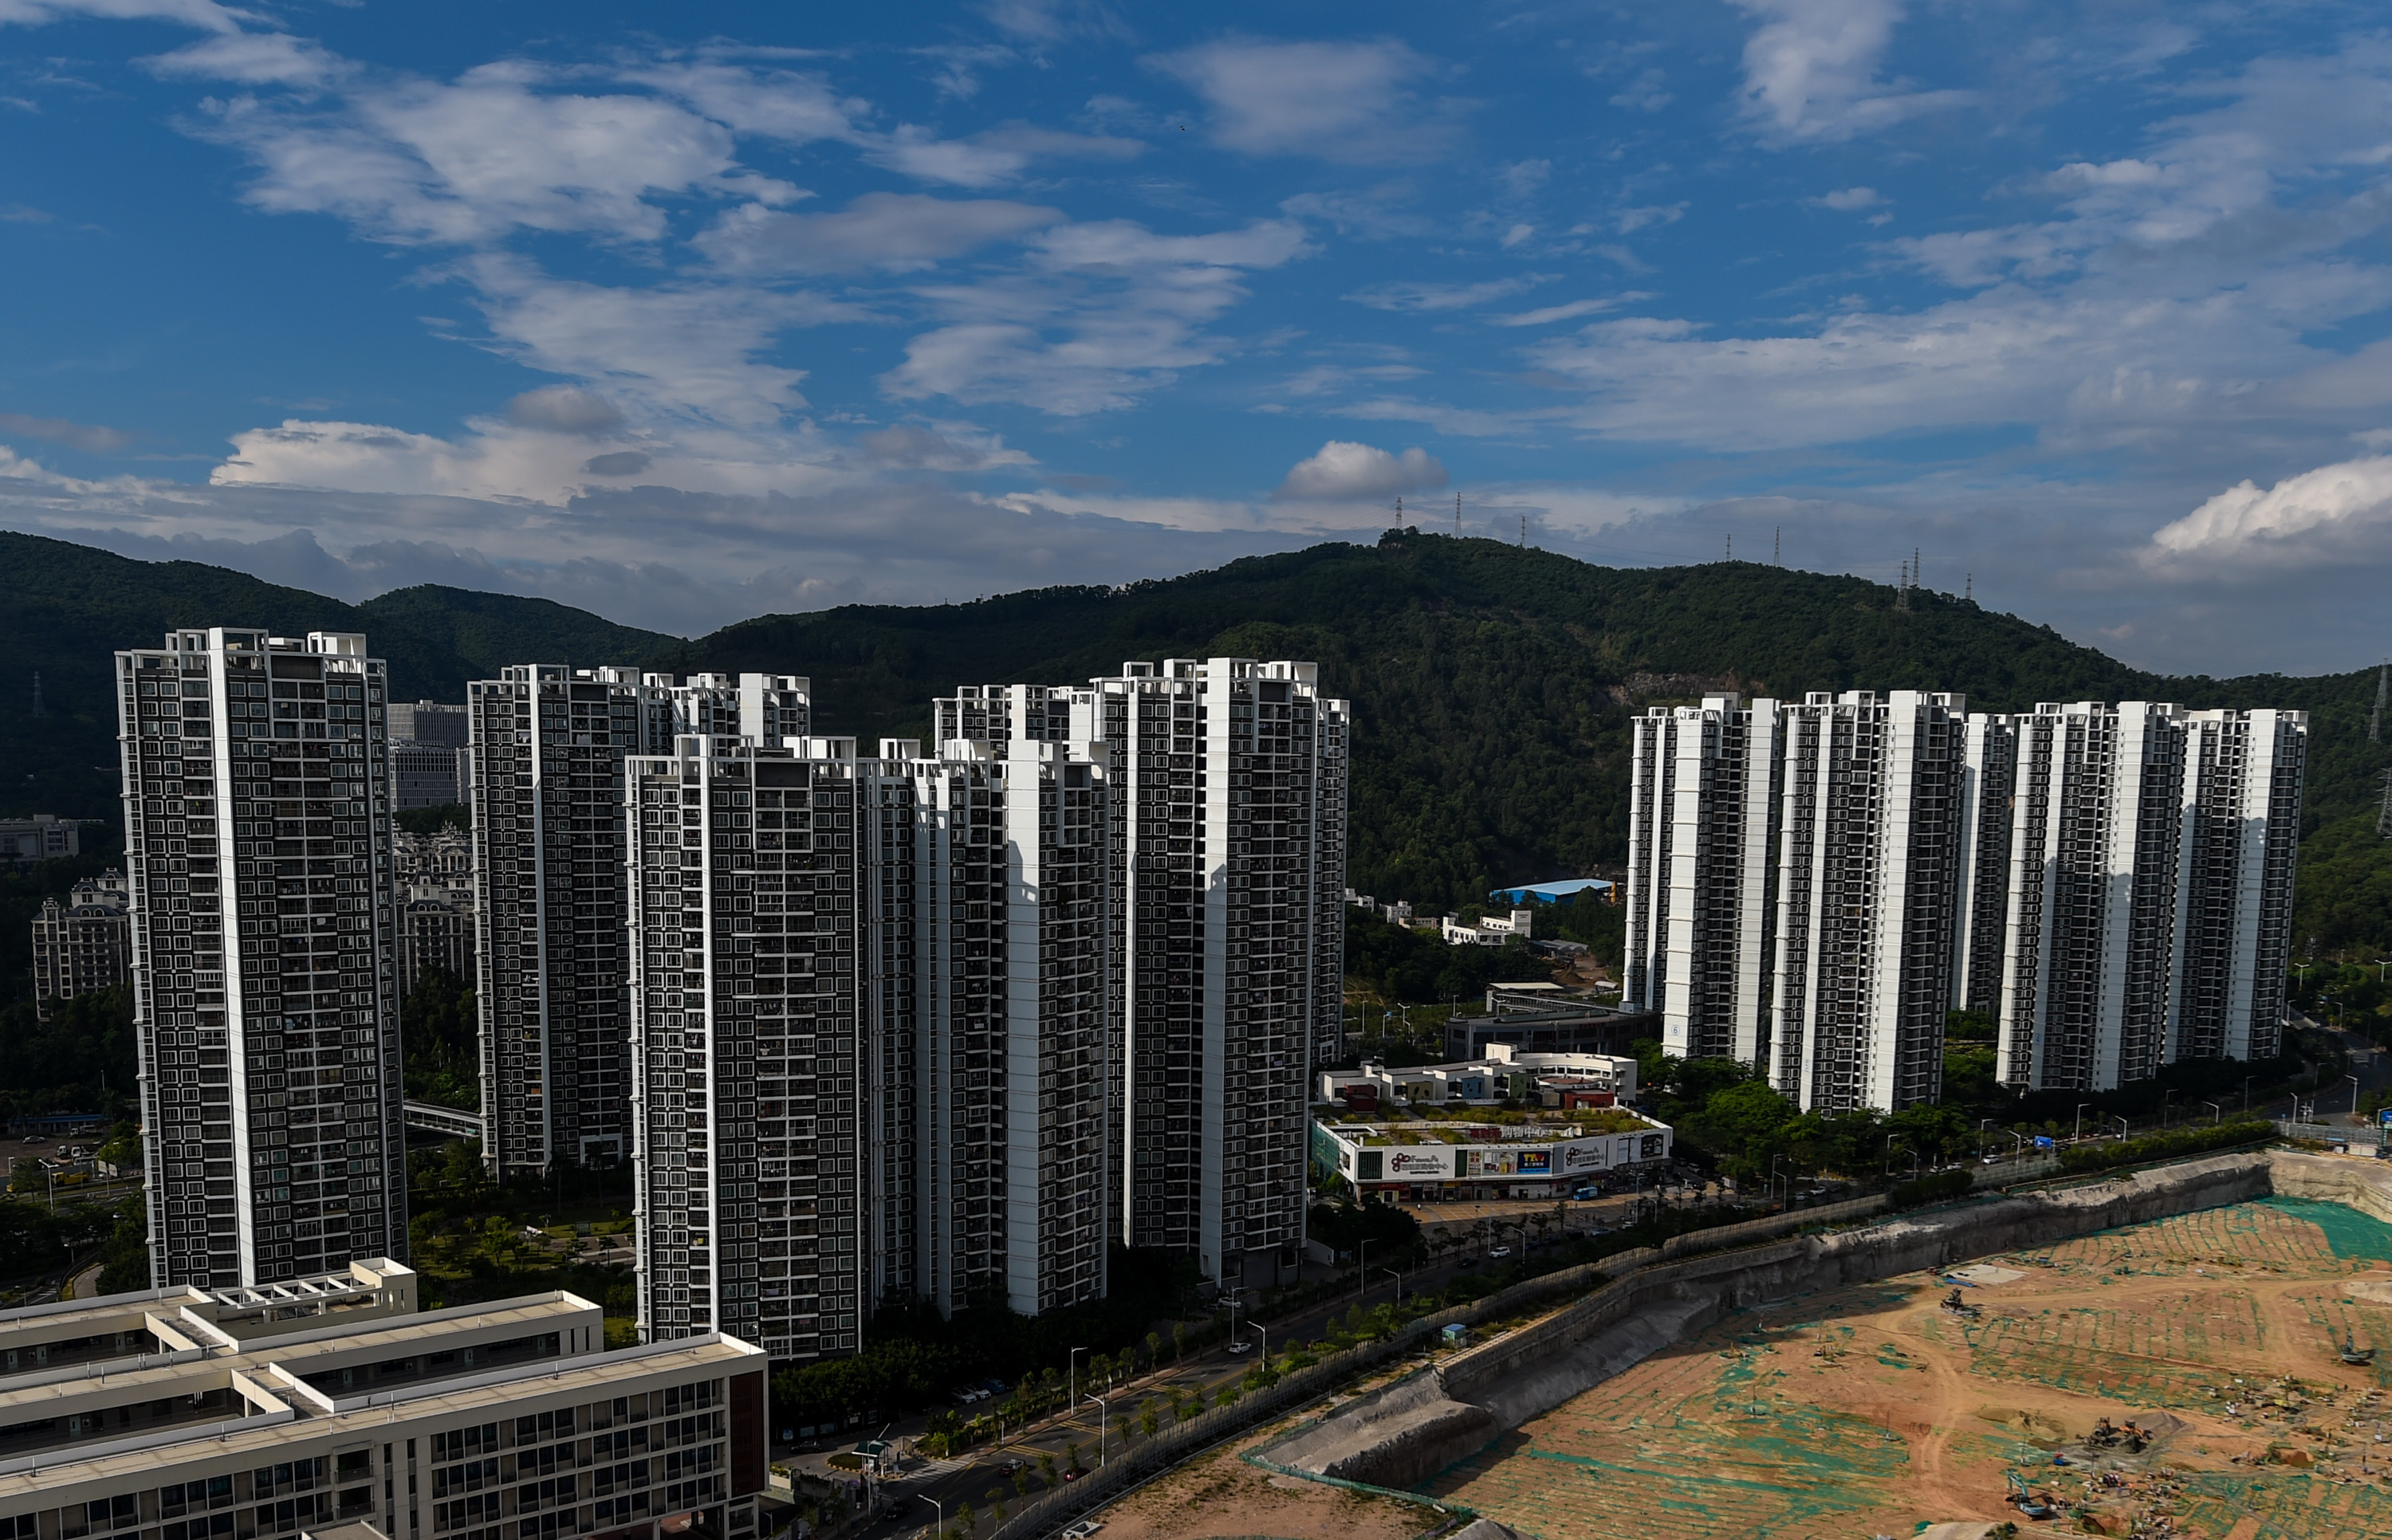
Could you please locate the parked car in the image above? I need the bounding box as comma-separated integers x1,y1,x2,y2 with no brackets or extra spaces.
1061,1520,1101,1535
1488,1246,1513,1259
1458,1255,1480,1268
1226,1339,1253,1355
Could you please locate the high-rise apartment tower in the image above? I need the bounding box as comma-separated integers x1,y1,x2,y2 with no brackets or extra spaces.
467,667,807,1177
116,628,406,1287
934,657,1348,1292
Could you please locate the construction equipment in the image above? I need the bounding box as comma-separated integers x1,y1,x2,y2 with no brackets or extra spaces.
2006,1471,2060,1520
1940,1287,1981,1319
2340,1336,2376,1366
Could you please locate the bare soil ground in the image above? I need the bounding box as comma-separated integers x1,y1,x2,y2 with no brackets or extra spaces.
1090,1419,1445,1540
1424,1196,2392,1538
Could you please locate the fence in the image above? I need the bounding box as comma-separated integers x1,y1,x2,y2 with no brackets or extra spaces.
2278,1119,2387,1149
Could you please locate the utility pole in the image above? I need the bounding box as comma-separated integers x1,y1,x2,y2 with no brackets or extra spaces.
1394,495,1404,529
1519,515,1527,548
1773,525,1780,566
1895,558,1910,612
1455,491,1462,537
1725,532,1732,561
1964,572,1973,602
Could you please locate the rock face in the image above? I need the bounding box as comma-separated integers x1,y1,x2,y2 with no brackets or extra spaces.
1267,1371,1499,1491
1263,1150,2382,1495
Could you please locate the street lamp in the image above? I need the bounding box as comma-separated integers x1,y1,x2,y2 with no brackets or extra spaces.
924,1495,944,1540
2075,1103,2091,1141
2162,1090,2177,1129
2113,1116,2129,1141
1355,1238,1371,1298
1380,1267,1403,1303
1769,1153,1787,1208
2350,1074,2364,1118
2203,1101,2221,1126
1083,1393,1109,1466
2243,1077,2254,1114
1068,1346,1088,1412
1247,1321,1267,1364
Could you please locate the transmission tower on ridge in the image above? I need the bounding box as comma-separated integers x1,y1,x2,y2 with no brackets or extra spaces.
2371,660,2386,744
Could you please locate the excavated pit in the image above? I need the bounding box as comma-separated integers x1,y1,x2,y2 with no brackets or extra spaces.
1265,1149,2349,1493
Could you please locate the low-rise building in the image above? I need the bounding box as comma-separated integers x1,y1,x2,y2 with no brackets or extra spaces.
0,1259,769,1540
0,814,81,862
32,870,130,1018
1441,909,1534,947
1318,1043,1639,1110
1310,1106,1673,1203
1443,986,1659,1060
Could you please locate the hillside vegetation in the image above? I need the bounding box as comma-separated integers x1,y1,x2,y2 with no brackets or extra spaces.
6,527,2387,953
0,532,674,822
661,530,2392,935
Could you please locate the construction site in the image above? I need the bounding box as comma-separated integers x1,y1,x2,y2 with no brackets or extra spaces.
1422,1193,2392,1538
1064,1150,2392,1540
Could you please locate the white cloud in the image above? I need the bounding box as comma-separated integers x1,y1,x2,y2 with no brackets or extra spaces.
2146,454,2392,572
506,387,625,437
883,218,1312,414
0,0,237,31
1274,440,1447,501
857,422,1036,472
1493,297,1621,327
1815,185,1880,210
697,191,1062,275
200,61,754,246
1147,37,1462,165
862,121,1142,188
144,31,346,87
1730,0,1970,144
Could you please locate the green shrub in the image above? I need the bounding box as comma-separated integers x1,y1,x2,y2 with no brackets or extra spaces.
1886,1169,1973,1208
2056,1121,2272,1174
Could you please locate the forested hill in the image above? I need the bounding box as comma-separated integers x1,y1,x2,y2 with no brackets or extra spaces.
0,532,674,821
5,528,2384,948
659,529,2391,916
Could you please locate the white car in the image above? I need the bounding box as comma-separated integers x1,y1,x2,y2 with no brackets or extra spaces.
1226,1340,1253,1355
1488,1246,1513,1259
1062,1524,1103,1539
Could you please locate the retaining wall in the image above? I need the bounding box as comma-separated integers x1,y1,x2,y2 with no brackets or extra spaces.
1265,1149,2319,1491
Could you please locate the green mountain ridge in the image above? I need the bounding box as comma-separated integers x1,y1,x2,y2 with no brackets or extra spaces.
6,527,2387,953
0,531,676,821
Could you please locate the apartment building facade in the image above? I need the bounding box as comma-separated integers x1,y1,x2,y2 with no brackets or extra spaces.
1997,703,2307,1090
1623,695,1782,1067
1769,691,1967,1113
115,627,407,1289
934,657,1349,1293
32,870,130,1017
466,667,809,1177
1623,688,2307,1108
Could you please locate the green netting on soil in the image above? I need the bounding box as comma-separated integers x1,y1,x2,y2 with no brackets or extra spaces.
2260,1195,2392,1261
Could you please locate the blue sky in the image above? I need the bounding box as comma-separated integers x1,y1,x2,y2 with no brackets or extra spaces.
5,0,2392,671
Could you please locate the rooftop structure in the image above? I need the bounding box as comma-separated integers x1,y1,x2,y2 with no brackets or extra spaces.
0,1259,769,1540
1320,1044,1638,1110
1442,986,1658,1061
